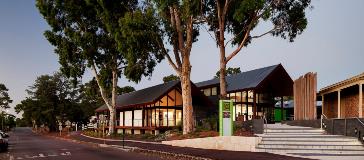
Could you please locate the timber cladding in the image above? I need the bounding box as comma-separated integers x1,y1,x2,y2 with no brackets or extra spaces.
293,72,317,120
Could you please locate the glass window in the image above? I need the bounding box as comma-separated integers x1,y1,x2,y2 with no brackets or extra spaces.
242,91,247,102
248,90,254,102
236,92,242,102
203,88,211,96
211,87,217,96
168,109,175,126
159,109,168,126
176,110,182,126
229,92,236,102
152,109,156,126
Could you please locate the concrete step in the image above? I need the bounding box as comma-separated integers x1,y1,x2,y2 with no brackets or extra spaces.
260,134,356,138
261,136,358,141
256,147,364,154
258,144,364,150
260,140,362,145
264,132,324,135
265,129,324,133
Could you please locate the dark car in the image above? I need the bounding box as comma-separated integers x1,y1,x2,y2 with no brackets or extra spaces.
0,131,9,138
0,133,8,152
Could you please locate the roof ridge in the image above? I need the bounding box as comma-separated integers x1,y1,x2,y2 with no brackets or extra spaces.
196,64,280,84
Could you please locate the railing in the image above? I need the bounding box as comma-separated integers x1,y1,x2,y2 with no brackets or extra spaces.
263,114,268,134
321,114,364,143
320,114,328,129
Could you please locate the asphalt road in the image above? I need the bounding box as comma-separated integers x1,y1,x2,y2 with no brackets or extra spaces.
0,127,160,160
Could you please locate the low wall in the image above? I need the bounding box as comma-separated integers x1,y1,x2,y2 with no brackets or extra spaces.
162,136,262,152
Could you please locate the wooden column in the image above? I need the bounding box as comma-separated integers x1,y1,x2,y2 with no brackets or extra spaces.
142,106,145,127
281,96,284,121
337,90,341,118
245,91,249,121
322,95,325,117
359,83,363,118
253,91,257,119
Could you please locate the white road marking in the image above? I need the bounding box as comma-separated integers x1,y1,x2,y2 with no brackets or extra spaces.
38,154,46,158
60,152,71,156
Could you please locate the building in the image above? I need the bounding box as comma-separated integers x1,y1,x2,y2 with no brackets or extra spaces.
95,80,213,135
196,64,293,123
319,73,364,118
95,64,294,134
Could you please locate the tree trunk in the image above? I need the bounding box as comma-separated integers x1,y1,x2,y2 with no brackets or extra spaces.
219,49,227,99
108,69,118,135
181,57,193,134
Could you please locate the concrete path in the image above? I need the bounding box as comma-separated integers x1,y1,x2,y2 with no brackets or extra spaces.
73,131,308,160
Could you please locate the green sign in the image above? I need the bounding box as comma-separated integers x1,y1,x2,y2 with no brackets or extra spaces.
219,100,233,136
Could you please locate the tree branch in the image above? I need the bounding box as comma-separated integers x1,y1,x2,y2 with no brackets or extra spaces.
90,61,112,110
251,27,276,39
173,7,186,56
155,36,181,75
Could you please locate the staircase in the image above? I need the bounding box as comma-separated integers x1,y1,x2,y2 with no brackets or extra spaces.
256,123,364,160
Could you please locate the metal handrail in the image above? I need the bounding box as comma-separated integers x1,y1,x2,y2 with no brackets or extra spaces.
321,114,328,129
355,117,364,127
322,114,328,119
263,114,268,134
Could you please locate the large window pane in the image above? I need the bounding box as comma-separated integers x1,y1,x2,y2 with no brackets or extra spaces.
133,110,142,127
204,88,211,96
248,90,254,102
152,109,156,126
168,109,175,126
125,111,132,126
159,109,168,126
236,92,242,102
176,110,182,126
242,91,247,102
229,92,236,102
211,87,217,96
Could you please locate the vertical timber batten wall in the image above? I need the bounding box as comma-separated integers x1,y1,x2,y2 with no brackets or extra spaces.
294,72,317,120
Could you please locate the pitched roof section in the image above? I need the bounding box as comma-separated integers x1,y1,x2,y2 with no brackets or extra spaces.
195,64,280,92
95,80,180,112
319,72,364,94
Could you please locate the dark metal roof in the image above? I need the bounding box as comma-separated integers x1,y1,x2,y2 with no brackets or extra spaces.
95,80,180,112
195,64,280,92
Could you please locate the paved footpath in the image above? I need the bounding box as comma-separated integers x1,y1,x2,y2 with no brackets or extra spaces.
0,127,160,160
71,132,310,160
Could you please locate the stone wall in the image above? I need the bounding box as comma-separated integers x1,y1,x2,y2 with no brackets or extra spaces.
162,136,262,152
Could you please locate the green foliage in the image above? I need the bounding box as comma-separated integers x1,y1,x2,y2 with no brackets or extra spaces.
0,113,16,131
117,86,135,95
206,0,312,45
15,72,92,131
163,74,179,83
0,83,12,109
214,67,241,78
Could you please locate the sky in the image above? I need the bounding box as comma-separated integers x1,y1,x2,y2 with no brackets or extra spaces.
0,0,364,117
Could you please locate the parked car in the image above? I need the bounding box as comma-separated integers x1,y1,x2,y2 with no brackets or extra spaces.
0,134,8,152
0,131,9,138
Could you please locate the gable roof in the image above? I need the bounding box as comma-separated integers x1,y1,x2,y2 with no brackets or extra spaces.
319,72,364,94
195,64,280,92
95,80,180,112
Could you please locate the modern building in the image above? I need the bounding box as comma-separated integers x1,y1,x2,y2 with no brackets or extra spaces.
319,73,364,118
95,64,294,134
95,81,213,135
196,64,293,123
